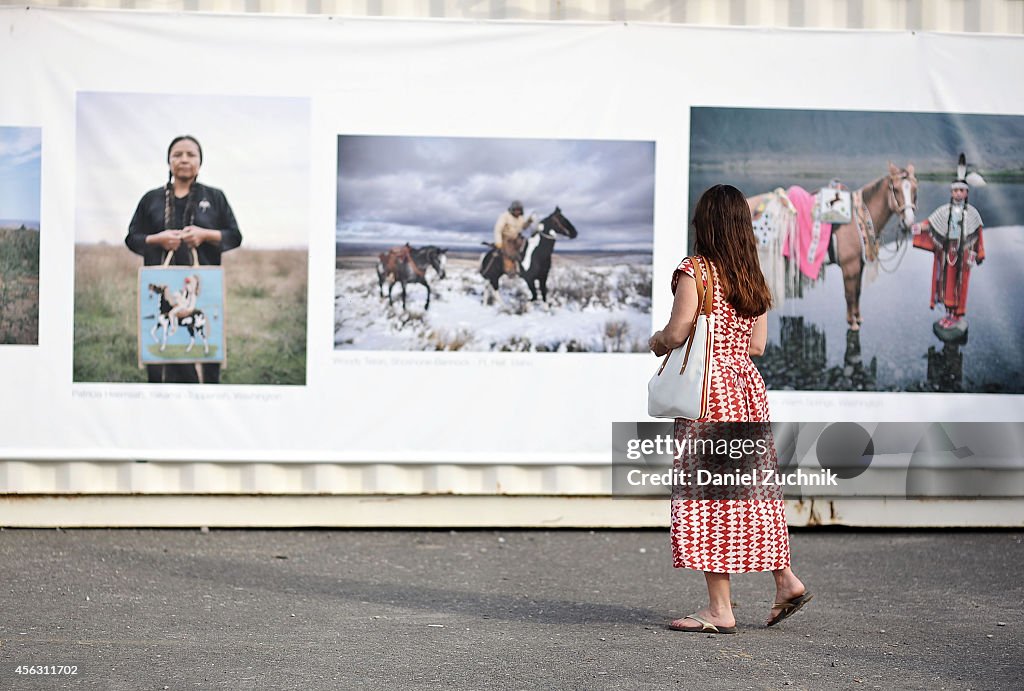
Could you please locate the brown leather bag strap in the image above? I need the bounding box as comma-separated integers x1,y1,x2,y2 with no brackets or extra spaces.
693,256,706,317
702,258,716,315
678,256,710,374
656,257,705,376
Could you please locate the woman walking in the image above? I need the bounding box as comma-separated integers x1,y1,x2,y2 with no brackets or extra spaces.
649,184,811,633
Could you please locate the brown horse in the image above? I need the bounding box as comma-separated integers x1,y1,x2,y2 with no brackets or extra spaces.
747,162,917,330
375,244,447,310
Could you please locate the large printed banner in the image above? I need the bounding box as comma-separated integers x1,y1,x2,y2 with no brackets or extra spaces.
0,8,1022,463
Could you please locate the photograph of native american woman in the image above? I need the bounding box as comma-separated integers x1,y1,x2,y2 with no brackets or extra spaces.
0,126,40,345
334,135,655,352
689,107,1024,393
73,93,309,385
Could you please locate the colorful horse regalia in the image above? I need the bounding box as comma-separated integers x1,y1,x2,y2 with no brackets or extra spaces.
911,154,985,343
751,189,793,307
748,181,854,309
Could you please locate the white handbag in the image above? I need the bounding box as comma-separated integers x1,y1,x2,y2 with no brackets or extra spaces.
648,256,716,420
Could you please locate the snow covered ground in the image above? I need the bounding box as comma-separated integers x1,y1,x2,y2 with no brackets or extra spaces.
334,254,652,352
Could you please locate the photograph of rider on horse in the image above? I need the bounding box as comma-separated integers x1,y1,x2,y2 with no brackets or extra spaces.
335,135,655,353
690,107,1024,394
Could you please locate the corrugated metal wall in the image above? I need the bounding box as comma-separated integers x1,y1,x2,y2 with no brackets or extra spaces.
1,460,610,495
1,0,1022,33
2,1,1021,525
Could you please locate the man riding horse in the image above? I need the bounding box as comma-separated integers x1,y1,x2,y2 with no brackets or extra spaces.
480,207,578,304
493,200,536,277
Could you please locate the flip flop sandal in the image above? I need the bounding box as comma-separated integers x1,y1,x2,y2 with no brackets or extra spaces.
669,614,738,634
766,592,814,627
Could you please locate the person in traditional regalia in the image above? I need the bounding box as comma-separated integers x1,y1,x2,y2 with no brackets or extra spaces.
910,154,985,341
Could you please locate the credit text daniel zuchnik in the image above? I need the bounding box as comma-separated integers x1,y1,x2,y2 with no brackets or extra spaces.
625,467,839,487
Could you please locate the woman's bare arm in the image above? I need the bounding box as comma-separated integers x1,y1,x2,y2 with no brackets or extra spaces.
749,312,767,356
649,274,698,356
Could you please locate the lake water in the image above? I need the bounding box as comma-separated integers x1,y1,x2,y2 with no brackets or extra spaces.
688,172,1024,393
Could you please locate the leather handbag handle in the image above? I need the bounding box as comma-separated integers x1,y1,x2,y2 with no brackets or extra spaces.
678,256,715,374
656,256,714,376
162,248,201,267
700,257,715,316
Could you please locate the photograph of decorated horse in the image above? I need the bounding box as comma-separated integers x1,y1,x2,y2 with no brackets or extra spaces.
0,126,41,345
690,107,1024,393
335,135,654,352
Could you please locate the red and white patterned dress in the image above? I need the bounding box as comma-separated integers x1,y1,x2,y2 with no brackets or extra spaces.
669,257,791,573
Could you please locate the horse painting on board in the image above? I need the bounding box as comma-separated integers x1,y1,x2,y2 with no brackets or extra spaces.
146,281,210,354
376,244,448,310
746,162,917,330
480,207,578,305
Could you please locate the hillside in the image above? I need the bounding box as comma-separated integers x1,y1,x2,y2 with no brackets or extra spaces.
691,108,1024,175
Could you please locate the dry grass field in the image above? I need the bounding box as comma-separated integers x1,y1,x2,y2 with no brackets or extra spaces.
0,227,40,345
74,244,307,384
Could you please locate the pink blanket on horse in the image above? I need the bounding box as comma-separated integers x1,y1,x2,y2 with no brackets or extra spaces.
782,186,831,280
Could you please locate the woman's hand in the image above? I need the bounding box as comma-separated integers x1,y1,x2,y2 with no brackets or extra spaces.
181,226,222,248
146,229,182,251
649,330,670,357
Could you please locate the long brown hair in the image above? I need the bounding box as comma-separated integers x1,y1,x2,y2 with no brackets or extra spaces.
691,184,772,317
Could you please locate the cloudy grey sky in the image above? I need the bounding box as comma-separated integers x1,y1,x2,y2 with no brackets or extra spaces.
76,92,309,248
0,126,41,225
336,136,655,252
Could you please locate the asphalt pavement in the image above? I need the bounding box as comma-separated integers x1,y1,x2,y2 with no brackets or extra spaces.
0,528,1021,690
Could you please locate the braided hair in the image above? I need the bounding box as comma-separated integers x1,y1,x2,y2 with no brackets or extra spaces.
163,177,202,230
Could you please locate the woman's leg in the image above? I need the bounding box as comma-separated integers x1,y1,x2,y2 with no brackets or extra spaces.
162,364,199,384
201,363,220,384
168,306,197,335
704,571,734,621
168,306,183,334
768,566,806,623
671,571,735,630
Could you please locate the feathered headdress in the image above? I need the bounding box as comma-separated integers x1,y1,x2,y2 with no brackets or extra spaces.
952,153,986,190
